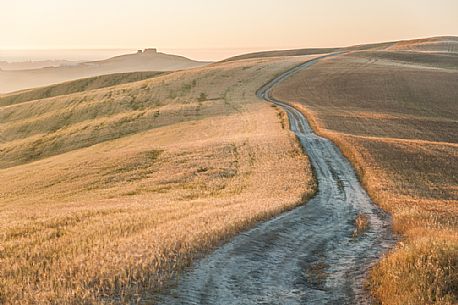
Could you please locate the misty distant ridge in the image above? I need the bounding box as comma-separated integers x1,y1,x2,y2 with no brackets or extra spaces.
0,60,80,71
82,48,211,70
0,49,211,93
1,37,457,94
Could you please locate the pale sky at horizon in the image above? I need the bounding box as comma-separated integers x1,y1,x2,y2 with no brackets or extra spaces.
1,0,457,60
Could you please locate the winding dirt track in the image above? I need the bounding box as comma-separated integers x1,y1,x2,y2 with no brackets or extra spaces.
157,56,394,305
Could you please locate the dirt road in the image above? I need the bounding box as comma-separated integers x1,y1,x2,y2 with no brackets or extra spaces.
157,57,394,304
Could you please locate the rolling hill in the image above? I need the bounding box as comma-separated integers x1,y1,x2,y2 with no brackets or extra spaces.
0,49,210,93
0,36,456,304
0,54,317,303
0,71,164,107
273,38,458,305
225,36,458,61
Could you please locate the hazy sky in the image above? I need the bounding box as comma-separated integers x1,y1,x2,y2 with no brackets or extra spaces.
1,0,457,60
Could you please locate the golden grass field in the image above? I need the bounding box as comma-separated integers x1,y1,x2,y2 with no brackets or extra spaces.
0,71,164,107
273,48,458,305
2,36,457,304
0,56,319,304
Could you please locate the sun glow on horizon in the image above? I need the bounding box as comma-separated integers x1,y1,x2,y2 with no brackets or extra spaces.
1,0,457,60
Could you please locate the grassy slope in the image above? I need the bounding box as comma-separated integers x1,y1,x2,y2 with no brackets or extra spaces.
225,47,342,62
0,56,317,304
273,47,458,304
225,36,458,62
0,71,163,107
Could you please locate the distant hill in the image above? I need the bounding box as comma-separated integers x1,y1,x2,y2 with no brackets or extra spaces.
224,36,458,61
0,71,163,107
0,49,211,93
224,48,342,62
386,36,458,53
83,48,210,72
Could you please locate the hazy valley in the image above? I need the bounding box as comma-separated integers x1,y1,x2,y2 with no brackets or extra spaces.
0,49,210,93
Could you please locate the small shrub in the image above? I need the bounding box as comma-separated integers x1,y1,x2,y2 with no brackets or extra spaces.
197,92,207,102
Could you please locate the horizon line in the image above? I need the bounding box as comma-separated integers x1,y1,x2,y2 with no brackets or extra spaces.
1,34,456,52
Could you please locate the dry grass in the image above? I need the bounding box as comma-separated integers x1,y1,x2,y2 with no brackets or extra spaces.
387,36,458,53
0,71,164,107
0,55,317,304
225,36,458,63
273,50,458,304
353,213,369,237
0,56,309,169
